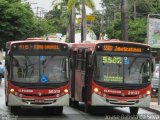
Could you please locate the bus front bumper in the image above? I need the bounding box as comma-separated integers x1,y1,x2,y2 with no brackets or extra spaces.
91,93,151,107
8,93,69,107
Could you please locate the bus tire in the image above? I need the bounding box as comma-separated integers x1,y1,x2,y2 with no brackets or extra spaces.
5,96,8,106
84,104,92,113
10,106,20,114
72,101,79,108
69,98,73,107
5,87,8,106
129,107,139,115
56,106,63,115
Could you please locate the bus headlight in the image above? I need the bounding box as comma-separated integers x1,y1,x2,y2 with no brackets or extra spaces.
94,88,99,93
146,90,151,95
10,89,15,93
64,89,69,93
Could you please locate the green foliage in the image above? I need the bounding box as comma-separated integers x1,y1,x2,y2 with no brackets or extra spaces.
0,0,54,49
129,0,160,18
0,0,34,49
105,19,121,39
105,19,147,43
128,19,147,43
101,0,160,43
91,12,102,39
45,4,69,35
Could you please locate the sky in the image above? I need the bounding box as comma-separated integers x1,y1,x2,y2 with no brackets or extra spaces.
24,0,103,14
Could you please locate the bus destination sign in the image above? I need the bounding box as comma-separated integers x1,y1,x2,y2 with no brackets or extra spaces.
18,44,60,50
11,43,67,51
96,44,150,53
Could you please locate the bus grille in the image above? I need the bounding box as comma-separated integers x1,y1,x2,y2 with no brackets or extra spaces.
22,93,56,97
22,99,57,105
106,99,139,105
95,81,150,90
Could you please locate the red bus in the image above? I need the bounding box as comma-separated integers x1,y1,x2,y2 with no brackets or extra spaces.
69,39,153,115
5,39,70,114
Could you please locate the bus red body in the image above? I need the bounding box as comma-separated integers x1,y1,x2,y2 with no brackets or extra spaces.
5,39,70,114
69,39,153,114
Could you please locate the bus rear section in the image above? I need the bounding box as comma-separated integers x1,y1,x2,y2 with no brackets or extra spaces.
5,40,70,114
69,40,153,115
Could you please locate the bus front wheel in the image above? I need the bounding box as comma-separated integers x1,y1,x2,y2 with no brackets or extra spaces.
10,106,20,114
56,106,63,115
129,107,139,115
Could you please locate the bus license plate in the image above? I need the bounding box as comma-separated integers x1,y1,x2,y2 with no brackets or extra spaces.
35,99,44,103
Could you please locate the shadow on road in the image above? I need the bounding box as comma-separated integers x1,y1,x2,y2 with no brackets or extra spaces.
71,103,131,116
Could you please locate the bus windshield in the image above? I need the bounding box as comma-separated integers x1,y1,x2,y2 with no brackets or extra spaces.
11,55,69,83
95,55,150,84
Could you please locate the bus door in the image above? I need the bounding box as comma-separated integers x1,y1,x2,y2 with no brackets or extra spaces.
75,48,85,102
70,49,77,99
83,50,92,103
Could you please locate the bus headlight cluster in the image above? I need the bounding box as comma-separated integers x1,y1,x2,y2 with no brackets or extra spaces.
10,88,15,93
146,90,151,95
93,87,107,98
94,88,99,93
56,89,69,98
10,88,24,97
139,90,151,99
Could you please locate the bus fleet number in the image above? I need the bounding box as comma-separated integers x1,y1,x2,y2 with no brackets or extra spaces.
48,90,60,94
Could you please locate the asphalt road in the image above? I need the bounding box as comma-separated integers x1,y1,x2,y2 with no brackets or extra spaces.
0,79,160,120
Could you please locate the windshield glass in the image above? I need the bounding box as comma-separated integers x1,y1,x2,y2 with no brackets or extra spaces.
11,55,69,83
95,55,150,84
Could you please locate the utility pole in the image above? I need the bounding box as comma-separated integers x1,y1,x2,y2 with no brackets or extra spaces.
134,0,136,20
121,0,129,41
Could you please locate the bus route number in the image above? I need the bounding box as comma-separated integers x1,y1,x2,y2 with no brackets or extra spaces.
103,56,122,64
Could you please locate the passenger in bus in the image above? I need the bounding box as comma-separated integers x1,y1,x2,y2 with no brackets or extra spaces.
12,58,20,79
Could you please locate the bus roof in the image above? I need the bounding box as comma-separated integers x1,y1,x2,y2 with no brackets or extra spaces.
69,39,150,50
25,37,44,40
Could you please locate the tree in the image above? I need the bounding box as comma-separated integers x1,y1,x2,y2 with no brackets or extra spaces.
45,5,68,35
80,0,95,42
0,0,53,49
106,18,147,43
67,0,95,42
129,0,160,19
121,0,129,41
0,0,34,48
91,11,102,40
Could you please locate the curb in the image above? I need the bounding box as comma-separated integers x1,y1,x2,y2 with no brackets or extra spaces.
142,107,160,115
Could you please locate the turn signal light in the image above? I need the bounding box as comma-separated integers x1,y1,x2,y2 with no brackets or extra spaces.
10,89,15,93
94,88,99,93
